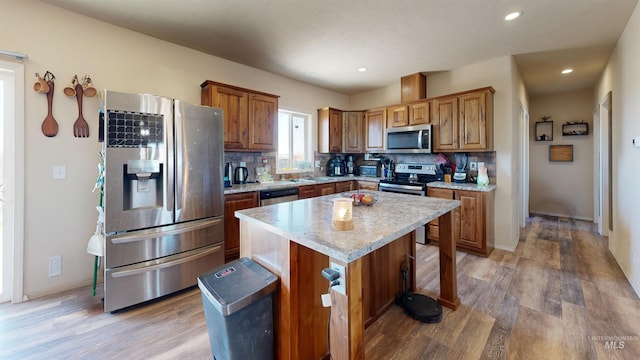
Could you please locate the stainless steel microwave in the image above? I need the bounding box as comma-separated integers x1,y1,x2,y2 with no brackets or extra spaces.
386,124,432,153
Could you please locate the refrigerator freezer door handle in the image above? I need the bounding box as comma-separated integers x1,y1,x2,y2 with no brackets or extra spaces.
110,244,222,278
110,218,222,244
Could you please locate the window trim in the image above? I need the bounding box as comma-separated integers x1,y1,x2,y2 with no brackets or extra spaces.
277,109,313,175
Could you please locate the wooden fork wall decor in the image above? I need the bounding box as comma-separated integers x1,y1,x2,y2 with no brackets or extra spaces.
65,74,95,138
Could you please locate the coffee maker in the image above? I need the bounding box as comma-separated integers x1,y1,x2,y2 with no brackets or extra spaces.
328,156,346,177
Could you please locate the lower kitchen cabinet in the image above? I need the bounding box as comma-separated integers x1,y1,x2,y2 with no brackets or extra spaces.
427,187,494,257
224,191,258,262
317,183,336,196
298,184,318,199
335,180,353,193
358,180,379,191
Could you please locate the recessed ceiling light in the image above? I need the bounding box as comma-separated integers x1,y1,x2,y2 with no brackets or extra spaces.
505,11,522,21
561,68,573,74
357,67,367,72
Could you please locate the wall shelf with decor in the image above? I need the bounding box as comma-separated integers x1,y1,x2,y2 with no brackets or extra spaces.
535,117,553,141
562,122,588,136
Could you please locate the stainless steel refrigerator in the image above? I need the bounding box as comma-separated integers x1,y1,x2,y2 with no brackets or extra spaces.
101,90,225,312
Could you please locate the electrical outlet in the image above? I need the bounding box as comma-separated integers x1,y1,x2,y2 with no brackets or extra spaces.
329,262,346,295
315,160,321,168
470,161,477,171
478,162,485,170
49,255,62,277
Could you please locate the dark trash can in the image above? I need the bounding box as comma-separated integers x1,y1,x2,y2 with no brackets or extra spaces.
198,257,279,360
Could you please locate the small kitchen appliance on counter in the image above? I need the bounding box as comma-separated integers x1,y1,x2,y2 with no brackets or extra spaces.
359,160,380,177
224,162,233,188
234,162,249,184
453,153,468,183
328,156,346,177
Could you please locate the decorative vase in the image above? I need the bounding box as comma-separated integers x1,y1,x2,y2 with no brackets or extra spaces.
477,164,489,186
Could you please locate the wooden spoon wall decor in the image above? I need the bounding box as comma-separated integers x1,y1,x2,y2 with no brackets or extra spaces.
41,80,59,137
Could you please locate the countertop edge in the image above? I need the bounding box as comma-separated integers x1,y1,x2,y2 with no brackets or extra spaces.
224,176,383,195
427,181,496,192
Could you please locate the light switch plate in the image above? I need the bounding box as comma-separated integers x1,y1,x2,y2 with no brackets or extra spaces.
53,166,66,179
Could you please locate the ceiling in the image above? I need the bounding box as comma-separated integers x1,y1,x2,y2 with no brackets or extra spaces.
43,0,639,96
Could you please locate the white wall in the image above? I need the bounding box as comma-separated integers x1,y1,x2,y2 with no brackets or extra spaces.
595,1,640,295
351,56,521,251
1,1,349,298
529,89,595,220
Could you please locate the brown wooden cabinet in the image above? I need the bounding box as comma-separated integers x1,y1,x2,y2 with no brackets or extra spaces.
335,181,353,193
201,80,279,151
401,73,426,103
409,100,430,125
387,105,409,128
427,187,494,257
223,191,259,262
248,93,278,151
357,180,378,191
298,185,318,199
316,183,336,196
365,108,386,152
342,111,364,153
458,89,493,151
318,107,342,153
433,87,494,152
432,95,459,151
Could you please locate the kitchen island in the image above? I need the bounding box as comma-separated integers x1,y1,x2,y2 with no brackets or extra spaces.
236,191,460,360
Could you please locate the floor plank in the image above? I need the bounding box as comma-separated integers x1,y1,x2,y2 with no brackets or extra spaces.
1,216,639,360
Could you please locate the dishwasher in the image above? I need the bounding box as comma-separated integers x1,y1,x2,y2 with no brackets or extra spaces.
259,187,299,206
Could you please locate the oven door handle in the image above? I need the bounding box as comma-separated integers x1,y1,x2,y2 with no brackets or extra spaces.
110,245,222,278
379,184,425,196
110,218,222,244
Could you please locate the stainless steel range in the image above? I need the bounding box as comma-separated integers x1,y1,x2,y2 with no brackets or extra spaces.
379,163,443,244
378,163,443,196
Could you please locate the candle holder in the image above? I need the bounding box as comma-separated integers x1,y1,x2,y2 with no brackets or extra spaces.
332,198,354,231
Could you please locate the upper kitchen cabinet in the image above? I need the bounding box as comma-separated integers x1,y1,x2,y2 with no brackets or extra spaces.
342,111,364,153
387,105,409,128
432,95,458,151
201,80,279,151
365,108,386,152
433,87,494,152
401,73,426,103
458,88,494,151
318,107,343,153
409,100,430,125
248,93,278,151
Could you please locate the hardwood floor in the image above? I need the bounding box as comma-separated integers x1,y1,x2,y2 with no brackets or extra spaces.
1,216,639,359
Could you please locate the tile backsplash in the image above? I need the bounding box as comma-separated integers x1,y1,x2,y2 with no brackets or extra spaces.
224,151,496,183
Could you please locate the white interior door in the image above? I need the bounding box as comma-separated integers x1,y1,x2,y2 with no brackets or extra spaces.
0,59,25,304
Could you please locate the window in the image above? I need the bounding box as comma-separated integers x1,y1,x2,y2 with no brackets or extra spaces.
277,109,312,174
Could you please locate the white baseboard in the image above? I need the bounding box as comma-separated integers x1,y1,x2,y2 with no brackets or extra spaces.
529,211,593,222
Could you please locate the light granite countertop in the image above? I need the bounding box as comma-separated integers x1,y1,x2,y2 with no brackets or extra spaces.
224,176,383,195
235,191,460,263
427,181,496,192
